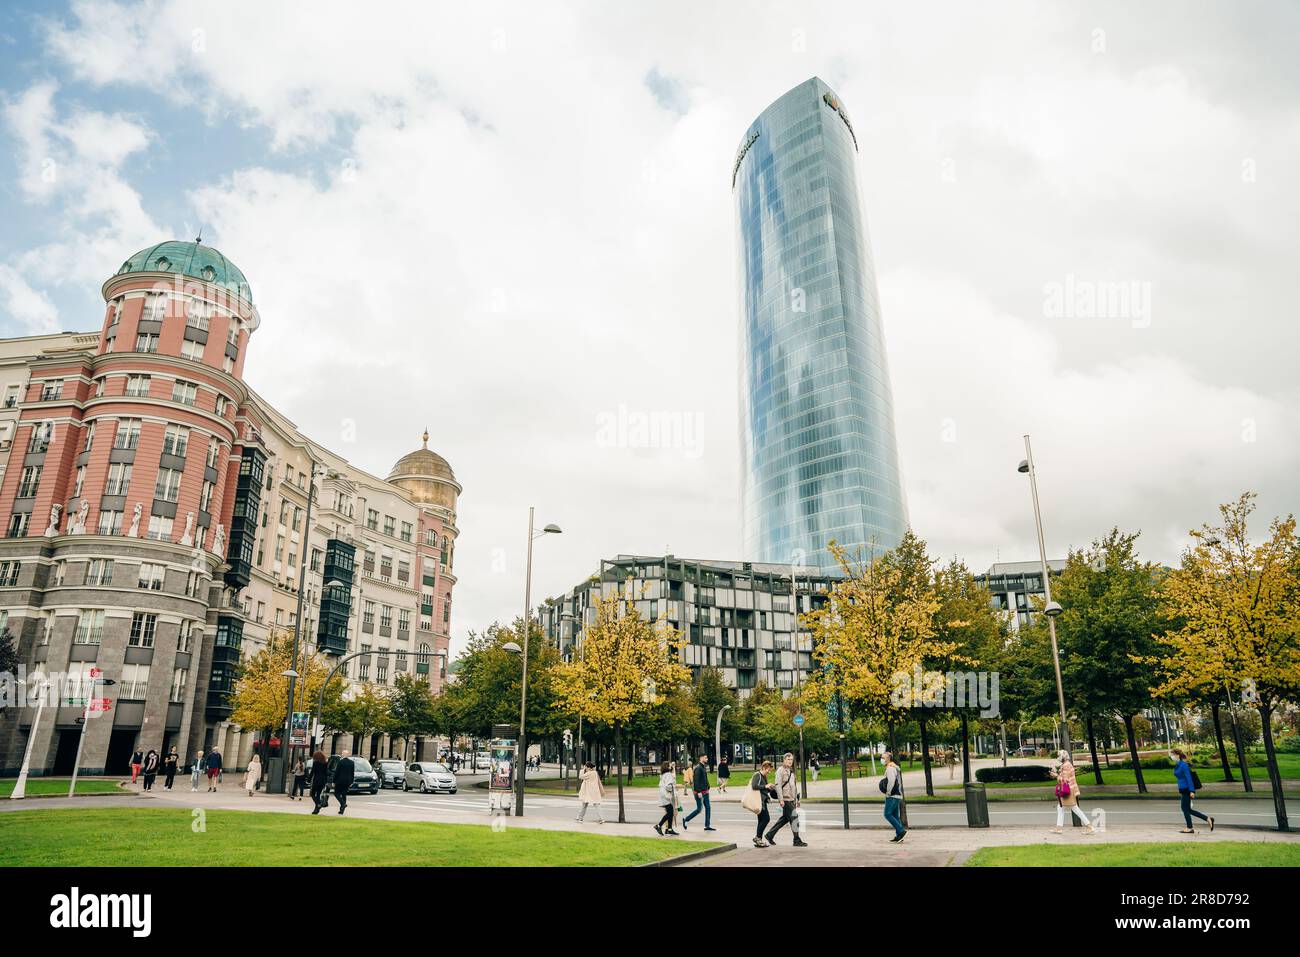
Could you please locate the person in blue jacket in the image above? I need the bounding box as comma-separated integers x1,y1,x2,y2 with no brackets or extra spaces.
1172,749,1214,834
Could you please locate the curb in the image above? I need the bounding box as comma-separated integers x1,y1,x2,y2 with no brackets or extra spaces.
640,842,737,867
5,790,136,800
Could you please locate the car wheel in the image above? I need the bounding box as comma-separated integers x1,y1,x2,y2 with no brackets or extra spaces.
420,781,427,793
402,780,408,791
450,789,457,794
371,788,378,795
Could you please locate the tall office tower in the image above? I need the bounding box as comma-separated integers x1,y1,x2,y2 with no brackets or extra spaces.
733,77,907,573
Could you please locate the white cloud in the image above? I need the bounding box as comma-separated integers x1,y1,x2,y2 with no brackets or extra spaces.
15,1,1300,651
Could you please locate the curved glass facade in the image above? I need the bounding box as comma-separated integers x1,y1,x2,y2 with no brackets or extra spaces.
734,77,907,572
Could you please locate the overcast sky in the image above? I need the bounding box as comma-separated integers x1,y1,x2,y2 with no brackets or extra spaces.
1,1,1296,656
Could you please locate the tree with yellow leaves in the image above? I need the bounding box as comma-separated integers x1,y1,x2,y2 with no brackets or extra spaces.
1150,493,1300,831
802,540,956,753
229,630,347,760
551,591,690,822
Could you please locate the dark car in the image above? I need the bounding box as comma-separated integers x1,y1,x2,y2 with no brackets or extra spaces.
376,759,406,789
327,755,380,795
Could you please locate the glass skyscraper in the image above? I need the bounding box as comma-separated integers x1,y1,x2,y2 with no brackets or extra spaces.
734,77,907,573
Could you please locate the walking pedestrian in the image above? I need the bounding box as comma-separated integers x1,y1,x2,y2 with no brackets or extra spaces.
1173,748,1214,834
290,754,307,800
653,761,678,835
162,748,178,790
309,750,330,814
244,754,262,796
763,752,807,846
747,760,777,847
717,754,730,793
190,751,204,791
682,753,716,831
130,748,144,785
141,748,159,791
575,761,606,823
809,752,821,782
332,752,354,815
206,746,223,791
882,751,907,843
1051,750,1096,834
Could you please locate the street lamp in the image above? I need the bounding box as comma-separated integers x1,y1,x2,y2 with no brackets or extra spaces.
514,508,561,817
10,670,49,800
1018,435,1070,757
274,461,340,793
714,705,731,779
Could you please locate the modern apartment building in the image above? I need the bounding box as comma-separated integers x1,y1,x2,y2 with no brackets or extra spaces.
974,560,1066,632
0,240,459,776
540,554,836,694
734,77,908,573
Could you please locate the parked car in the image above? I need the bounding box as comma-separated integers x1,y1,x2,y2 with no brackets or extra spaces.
404,762,458,793
474,752,492,770
337,756,379,794
375,759,406,789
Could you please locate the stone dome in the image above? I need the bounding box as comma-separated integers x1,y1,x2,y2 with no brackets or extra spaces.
387,430,459,509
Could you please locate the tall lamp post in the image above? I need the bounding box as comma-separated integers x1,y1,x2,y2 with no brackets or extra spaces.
1018,435,1069,756
515,507,561,816
714,705,731,776
274,461,338,792
10,670,49,800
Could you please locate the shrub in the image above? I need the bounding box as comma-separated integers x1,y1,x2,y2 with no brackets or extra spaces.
976,765,1054,784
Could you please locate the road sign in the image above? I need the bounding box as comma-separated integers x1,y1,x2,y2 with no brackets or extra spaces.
793,713,805,727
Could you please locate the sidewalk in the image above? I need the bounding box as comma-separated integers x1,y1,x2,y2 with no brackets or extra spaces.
13,778,1297,869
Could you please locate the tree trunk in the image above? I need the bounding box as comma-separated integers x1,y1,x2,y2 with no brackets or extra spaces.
919,716,934,796
1210,699,1234,783
614,724,626,823
1086,714,1103,785
1227,699,1253,792
959,712,971,785
887,721,897,757
1258,702,1289,832
1122,713,1147,794
999,721,1008,768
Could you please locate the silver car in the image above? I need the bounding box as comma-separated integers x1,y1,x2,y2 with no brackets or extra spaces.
404,762,458,793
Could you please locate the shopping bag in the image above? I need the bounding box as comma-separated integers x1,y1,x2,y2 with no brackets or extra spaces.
793,807,806,834
741,787,763,814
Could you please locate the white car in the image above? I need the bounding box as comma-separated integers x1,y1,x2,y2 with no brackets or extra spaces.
404,762,458,793
474,752,492,770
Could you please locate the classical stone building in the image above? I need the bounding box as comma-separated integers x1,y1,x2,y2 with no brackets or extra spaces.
0,241,459,775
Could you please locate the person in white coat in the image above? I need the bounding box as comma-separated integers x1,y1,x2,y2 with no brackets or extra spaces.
244,754,262,796
653,761,678,835
575,762,606,823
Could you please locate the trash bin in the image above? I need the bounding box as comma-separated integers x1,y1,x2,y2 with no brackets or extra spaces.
964,782,989,828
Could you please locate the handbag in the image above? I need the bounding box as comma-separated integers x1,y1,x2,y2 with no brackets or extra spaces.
741,784,763,814
1054,779,1070,798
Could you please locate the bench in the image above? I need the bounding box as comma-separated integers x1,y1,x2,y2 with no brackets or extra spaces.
637,765,658,777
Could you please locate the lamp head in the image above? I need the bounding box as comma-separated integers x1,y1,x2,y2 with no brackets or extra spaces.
1017,459,1030,474
543,524,562,535
502,642,522,654
1044,600,1064,618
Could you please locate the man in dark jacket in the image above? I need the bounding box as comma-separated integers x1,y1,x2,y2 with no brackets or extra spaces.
331,752,355,815
309,750,331,814
681,754,716,831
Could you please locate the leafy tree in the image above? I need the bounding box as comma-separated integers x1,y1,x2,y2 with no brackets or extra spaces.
1149,493,1300,830
338,683,393,758
689,666,741,756
0,627,18,716
388,672,437,759
229,631,345,758
803,540,951,771
452,619,566,746
552,593,690,822
1046,529,1164,790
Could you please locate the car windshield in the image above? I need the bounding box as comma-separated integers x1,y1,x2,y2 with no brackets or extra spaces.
379,761,403,769
350,758,372,772
425,764,450,774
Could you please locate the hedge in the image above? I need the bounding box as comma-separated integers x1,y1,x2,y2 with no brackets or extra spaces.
976,765,1054,784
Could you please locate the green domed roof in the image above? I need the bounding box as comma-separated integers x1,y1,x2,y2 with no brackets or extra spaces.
116,241,253,303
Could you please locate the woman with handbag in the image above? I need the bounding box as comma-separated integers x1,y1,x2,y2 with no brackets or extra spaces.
1051,750,1095,834
654,761,678,835
1173,748,1214,834
743,760,778,848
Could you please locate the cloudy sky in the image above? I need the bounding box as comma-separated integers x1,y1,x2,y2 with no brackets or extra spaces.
1,1,1296,654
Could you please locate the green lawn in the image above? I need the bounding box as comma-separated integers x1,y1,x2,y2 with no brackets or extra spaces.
0,808,717,867
966,841,1300,867
0,778,125,798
